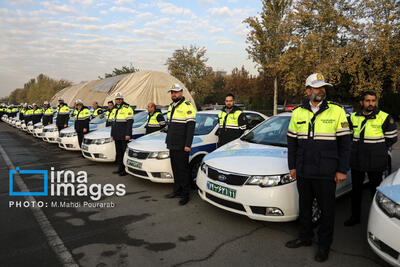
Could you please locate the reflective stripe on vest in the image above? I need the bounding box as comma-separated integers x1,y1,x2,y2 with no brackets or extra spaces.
57,105,70,115
75,108,90,120
218,109,244,130
288,103,351,140
44,107,54,115
111,105,133,122
167,101,196,123
350,111,388,143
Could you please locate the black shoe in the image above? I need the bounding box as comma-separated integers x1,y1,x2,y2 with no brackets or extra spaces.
315,247,329,262
165,192,182,199
119,172,128,176
344,217,360,227
285,239,312,249
179,196,189,205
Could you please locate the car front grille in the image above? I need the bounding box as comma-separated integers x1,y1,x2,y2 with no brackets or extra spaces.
128,149,150,160
206,193,245,211
206,166,249,186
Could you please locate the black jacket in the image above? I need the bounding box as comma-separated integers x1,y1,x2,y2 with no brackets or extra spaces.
350,108,398,172
56,103,69,127
145,109,166,134
32,108,43,124
287,100,352,179
110,102,133,140
42,108,53,126
166,97,196,150
217,105,247,147
74,107,90,133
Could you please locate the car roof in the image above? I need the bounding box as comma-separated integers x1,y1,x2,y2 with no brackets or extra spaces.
276,112,292,117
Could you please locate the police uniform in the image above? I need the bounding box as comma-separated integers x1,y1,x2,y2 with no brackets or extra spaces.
217,105,247,147
0,105,5,120
92,107,104,117
32,106,43,124
166,93,196,200
56,102,70,131
74,103,91,148
346,108,398,223
286,74,351,259
110,93,134,175
105,108,114,127
145,109,166,134
42,105,55,126
11,106,18,118
24,107,33,124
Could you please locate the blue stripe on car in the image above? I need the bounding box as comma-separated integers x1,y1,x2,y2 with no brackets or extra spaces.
190,143,217,156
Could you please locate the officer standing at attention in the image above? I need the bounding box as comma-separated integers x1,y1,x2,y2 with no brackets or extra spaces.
217,93,247,147
285,73,351,262
56,97,70,131
344,91,398,226
111,92,134,176
145,102,166,134
74,100,90,148
42,101,54,126
105,101,114,127
24,105,33,124
32,103,43,124
165,84,196,205
92,101,104,118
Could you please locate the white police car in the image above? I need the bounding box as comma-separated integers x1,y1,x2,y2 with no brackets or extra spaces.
81,110,153,162
58,114,107,151
197,113,353,222
123,110,267,183
368,168,400,266
42,116,75,143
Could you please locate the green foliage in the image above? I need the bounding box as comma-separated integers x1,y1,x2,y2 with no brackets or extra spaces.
100,63,139,79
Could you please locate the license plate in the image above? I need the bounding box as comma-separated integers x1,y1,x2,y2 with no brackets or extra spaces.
207,181,236,199
81,144,88,151
56,138,61,142
127,159,142,169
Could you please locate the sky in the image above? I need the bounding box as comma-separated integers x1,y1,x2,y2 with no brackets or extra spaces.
0,0,262,98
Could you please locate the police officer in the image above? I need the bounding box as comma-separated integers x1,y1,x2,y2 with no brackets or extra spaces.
24,105,33,124
92,101,104,118
0,104,5,120
111,92,134,176
285,73,351,262
11,104,18,117
165,84,196,205
344,91,398,226
105,101,114,127
217,93,247,147
145,102,166,134
42,101,54,126
32,103,43,124
19,103,26,122
56,97,70,131
74,99,90,148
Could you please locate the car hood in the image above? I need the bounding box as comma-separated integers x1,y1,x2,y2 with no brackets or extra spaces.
378,168,400,204
44,124,57,129
84,127,111,139
203,139,289,175
127,132,167,152
60,125,75,134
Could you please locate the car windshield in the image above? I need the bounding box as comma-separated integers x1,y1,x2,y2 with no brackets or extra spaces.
90,114,107,124
132,111,148,128
194,114,218,135
240,116,291,146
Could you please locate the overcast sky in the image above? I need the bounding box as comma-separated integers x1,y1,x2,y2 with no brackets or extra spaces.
0,0,261,97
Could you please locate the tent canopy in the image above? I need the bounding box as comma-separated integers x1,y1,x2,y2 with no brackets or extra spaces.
104,70,195,109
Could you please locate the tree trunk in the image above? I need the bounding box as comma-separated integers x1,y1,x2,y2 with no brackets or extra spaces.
273,75,278,115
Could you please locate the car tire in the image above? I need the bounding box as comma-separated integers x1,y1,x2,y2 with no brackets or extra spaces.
190,155,204,189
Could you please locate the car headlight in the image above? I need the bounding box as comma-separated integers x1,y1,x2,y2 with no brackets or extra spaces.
376,191,400,219
66,132,77,137
246,173,295,187
148,151,170,159
94,137,112,145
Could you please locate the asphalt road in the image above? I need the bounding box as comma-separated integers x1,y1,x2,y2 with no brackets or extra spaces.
1,122,398,267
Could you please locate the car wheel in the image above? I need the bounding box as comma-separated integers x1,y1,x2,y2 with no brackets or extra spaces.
312,198,321,228
190,156,204,189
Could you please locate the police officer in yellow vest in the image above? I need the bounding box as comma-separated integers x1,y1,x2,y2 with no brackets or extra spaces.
56,97,70,131
111,92,134,176
24,105,33,124
74,99,90,148
105,101,115,127
344,91,398,226
285,73,351,262
145,102,166,134
92,101,104,118
11,105,18,117
42,101,54,126
31,103,43,124
0,104,5,120
217,93,247,147
165,84,196,205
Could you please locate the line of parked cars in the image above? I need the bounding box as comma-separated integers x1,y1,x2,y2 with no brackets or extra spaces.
1,107,399,266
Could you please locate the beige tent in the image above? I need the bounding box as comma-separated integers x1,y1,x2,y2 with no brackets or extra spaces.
50,82,89,106
104,71,195,109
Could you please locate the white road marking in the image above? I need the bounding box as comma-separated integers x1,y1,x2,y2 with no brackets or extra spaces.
0,144,79,267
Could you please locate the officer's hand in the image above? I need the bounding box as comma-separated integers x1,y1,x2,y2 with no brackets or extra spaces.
184,146,191,152
64,124,67,128
125,136,131,141
290,169,297,180
83,128,87,133
334,172,347,184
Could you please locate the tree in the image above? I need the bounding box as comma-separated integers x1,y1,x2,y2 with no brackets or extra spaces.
244,0,293,115
99,63,139,79
165,45,214,103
